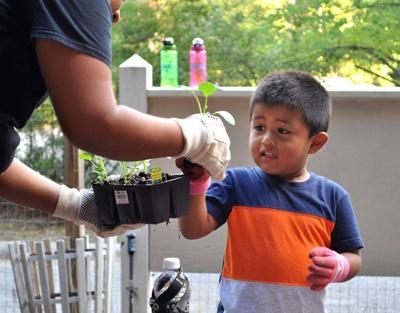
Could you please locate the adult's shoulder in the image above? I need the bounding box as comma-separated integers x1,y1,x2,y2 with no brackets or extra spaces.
31,0,112,67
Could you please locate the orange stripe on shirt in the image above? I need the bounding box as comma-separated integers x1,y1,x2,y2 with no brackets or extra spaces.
222,206,335,286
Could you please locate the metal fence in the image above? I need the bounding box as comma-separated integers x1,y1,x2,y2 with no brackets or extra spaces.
2,259,399,313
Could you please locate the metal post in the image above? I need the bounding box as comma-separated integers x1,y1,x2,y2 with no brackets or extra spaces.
121,228,150,313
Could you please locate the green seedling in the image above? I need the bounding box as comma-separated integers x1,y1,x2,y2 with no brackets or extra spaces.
79,151,108,184
118,161,135,184
119,159,151,184
80,151,154,185
184,81,236,126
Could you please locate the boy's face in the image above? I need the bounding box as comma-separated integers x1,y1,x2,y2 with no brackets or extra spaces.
249,103,328,182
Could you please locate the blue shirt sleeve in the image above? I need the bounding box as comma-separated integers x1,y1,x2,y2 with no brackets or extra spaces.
331,194,364,252
206,170,237,227
31,0,112,67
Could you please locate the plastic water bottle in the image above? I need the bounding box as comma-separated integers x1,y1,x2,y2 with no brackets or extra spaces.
189,37,207,88
160,37,178,87
150,257,190,313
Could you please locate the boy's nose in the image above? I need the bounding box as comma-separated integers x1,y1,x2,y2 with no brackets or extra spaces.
262,131,275,147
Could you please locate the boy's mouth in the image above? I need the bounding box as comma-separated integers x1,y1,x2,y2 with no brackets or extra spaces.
262,151,277,160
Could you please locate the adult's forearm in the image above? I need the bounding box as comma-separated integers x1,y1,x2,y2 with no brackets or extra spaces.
65,105,184,162
0,159,60,213
36,40,185,162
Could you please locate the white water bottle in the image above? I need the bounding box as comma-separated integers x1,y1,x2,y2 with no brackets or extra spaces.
150,257,190,313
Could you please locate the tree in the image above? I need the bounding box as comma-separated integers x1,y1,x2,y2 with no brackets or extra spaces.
268,0,400,86
16,100,64,182
112,0,400,87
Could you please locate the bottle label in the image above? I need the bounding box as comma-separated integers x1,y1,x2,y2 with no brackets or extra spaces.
190,63,207,87
189,49,207,87
190,63,206,71
161,51,178,86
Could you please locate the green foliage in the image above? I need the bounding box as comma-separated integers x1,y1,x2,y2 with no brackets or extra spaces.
16,100,64,182
120,159,150,183
112,0,400,87
79,151,108,184
79,151,151,184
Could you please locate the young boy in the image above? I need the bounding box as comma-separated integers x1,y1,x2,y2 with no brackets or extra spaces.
177,71,364,313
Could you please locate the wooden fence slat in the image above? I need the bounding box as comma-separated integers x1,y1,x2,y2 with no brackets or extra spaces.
9,236,114,313
29,241,42,313
104,237,115,313
84,234,91,303
95,237,104,313
36,242,52,313
8,242,30,313
44,240,56,313
57,240,71,313
19,242,36,313
75,238,87,313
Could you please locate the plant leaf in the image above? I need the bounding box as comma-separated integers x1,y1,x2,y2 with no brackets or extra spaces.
214,111,236,126
79,151,93,161
199,82,218,97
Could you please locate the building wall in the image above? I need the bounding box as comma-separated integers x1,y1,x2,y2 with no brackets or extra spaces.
146,93,400,276
119,54,400,276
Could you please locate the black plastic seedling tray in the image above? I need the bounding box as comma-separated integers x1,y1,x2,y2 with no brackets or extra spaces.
92,175,189,225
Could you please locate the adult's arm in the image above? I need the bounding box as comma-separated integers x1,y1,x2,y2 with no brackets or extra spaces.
0,159,144,237
0,159,59,214
35,39,184,161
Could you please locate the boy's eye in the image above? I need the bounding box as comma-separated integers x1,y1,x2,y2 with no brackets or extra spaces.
254,125,264,131
278,128,290,134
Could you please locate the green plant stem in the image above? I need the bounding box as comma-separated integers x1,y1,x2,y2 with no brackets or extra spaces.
191,89,203,114
203,95,209,114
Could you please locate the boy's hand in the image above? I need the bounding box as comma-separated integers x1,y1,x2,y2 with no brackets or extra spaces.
307,246,350,291
176,158,211,195
172,114,230,181
54,185,144,237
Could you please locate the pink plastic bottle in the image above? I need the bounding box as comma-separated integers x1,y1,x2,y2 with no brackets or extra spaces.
189,38,207,88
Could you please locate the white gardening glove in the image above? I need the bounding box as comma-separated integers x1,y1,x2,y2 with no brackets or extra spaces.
53,185,144,238
172,114,231,181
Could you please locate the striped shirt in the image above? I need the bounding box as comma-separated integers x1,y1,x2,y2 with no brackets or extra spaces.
206,167,364,313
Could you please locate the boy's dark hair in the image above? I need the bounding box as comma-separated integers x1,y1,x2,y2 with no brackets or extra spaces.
250,70,332,137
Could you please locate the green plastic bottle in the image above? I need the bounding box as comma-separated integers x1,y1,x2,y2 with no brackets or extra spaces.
160,37,178,87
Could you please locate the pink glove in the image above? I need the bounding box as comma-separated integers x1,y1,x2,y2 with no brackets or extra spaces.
307,247,350,291
175,158,211,195
189,173,211,195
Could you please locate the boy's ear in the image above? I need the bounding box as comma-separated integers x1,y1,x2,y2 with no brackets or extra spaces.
309,132,329,154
